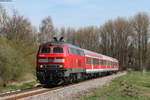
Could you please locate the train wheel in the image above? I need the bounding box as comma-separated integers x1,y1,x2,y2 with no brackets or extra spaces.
69,74,73,84
63,77,70,85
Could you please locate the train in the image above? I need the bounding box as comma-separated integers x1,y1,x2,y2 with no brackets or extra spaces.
36,38,119,86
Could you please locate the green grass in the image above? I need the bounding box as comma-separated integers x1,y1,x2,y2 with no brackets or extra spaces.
5,81,37,91
81,72,150,100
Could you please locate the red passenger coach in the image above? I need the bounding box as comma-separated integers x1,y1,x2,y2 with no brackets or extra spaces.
36,41,119,85
84,50,119,73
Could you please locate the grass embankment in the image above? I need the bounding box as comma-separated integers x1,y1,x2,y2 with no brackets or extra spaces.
82,72,150,100
0,73,38,92
5,81,37,91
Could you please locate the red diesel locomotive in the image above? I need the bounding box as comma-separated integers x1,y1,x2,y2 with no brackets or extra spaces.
36,40,119,85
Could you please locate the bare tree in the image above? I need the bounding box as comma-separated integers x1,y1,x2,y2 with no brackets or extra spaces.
100,20,114,56
131,13,149,71
38,16,55,43
2,10,35,46
0,5,8,37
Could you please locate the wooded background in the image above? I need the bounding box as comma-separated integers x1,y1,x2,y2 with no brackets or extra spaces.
0,6,150,87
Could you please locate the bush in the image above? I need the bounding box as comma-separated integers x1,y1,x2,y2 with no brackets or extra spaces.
0,38,35,87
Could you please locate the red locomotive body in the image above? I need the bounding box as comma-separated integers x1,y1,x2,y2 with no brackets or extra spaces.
36,41,119,85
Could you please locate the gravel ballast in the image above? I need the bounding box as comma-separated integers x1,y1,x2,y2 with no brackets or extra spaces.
23,72,126,100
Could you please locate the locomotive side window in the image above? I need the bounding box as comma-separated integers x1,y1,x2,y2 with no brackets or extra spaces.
53,47,64,53
76,50,81,55
40,47,50,53
79,51,84,56
68,48,74,54
76,50,84,56
72,49,78,55
69,48,84,56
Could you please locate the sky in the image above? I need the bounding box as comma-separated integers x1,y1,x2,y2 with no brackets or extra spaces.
1,0,150,29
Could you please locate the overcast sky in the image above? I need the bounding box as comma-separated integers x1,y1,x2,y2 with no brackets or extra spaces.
1,0,150,29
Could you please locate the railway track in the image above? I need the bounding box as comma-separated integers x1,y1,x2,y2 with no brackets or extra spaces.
0,71,126,100
0,85,42,97
0,86,61,100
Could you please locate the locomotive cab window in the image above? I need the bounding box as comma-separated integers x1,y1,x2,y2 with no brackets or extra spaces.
40,47,50,53
53,47,64,53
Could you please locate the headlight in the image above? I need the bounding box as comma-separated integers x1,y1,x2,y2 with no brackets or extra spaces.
40,65,43,68
59,65,63,68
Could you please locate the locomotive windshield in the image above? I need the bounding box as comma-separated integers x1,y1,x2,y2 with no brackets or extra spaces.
40,47,50,53
53,47,64,53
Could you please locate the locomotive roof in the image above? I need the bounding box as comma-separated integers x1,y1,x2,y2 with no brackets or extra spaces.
42,41,118,61
42,42,83,50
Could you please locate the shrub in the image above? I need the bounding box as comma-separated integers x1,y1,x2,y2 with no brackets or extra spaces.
0,38,35,87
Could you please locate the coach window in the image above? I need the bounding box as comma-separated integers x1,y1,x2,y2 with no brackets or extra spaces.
93,58,96,65
115,62,118,66
93,58,99,65
87,57,92,64
114,62,116,66
113,62,115,66
112,62,115,66
105,60,108,65
111,61,113,66
103,60,106,65
53,47,64,53
108,61,110,66
99,59,102,65
117,62,119,66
